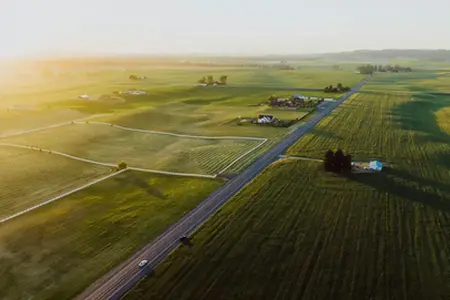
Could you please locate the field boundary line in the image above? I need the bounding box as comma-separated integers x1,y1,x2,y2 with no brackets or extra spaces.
0,169,128,224
0,143,217,179
218,139,268,174
73,121,267,141
0,114,110,140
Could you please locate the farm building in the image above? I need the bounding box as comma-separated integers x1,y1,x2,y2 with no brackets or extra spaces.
369,161,383,171
78,94,90,100
257,114,275,124
292,94,307,101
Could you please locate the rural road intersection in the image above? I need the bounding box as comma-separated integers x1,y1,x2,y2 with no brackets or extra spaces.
76,76,371,300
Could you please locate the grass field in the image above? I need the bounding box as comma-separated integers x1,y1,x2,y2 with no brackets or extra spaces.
95,101,310,138
3,123,264,175
125,91,450,300
0,147,110,219
0,108,88,137
1,67,361,109
0,170,222,300
361,71,450,93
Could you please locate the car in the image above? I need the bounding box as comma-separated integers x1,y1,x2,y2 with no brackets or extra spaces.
138,260,148,268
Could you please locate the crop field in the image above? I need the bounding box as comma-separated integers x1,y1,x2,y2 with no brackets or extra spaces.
287,92,450,163
0,147,110,220
126,91,450,300
361,71,450,93
0,170,222,300
2,65,360,109
0,108,88,137
95,101,311,138
3,123,265,175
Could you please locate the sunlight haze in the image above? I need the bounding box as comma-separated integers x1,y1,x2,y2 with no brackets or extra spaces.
1,0,450,58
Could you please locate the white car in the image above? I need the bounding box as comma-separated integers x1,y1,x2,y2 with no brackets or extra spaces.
138,260,148,268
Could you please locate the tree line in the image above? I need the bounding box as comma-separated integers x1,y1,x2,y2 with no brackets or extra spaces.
356,64,412,75
198,75,228,85
324,149,352,173
324,83,351,93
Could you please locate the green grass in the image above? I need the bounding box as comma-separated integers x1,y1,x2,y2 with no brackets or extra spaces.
4,123,263,175
361,71,450,93
0,170,222,300
0,147,111,219
1,67,361,109
125,91,450,300
95,102,309,138
0,108,88,136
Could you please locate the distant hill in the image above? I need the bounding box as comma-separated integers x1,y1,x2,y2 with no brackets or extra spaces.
254,50,447,63
314,49,450,62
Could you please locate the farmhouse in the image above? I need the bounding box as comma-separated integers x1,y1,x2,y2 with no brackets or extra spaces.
257,114,275,124
292,94,307,101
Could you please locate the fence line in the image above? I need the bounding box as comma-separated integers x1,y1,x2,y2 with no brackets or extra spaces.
73,121,267,141
0,169,128,224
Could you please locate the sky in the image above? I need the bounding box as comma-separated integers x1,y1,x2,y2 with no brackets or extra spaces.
1,0,450,59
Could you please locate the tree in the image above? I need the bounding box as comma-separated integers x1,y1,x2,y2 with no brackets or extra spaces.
324,150,334,171
343,154,352,172
220,75,228,85
206,75,214,85
129,75,138,80
334,149,345,172
117,161,128,170
198,76,206,84
337,83,343,91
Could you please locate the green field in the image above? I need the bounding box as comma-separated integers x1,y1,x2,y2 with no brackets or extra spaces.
1,67,361,109
362,71,450,93
0,147,110,219
4,123,264,175
125,91,450,300
0,108,88,137
0,171,222,300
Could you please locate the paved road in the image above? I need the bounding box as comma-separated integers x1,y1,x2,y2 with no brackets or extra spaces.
76,76,371,300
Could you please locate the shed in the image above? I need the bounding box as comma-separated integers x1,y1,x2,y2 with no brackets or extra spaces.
369,161,383,171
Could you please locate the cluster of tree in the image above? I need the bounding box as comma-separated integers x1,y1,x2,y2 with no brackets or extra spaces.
356,64,412,74
376,65,412,72
267,95,325,108
324,83,351,93
258,64,295,70
198,75,228,85
129,75,147,80
324,149,352,173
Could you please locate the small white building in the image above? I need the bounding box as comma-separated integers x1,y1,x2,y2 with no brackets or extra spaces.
257,114,275,124
369,161,383,171
78,94,90,100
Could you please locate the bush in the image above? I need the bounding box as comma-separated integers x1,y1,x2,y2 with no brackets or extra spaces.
117,161,128,170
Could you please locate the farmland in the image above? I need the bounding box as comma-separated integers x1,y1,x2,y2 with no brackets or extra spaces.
3,123,266,175
0,62,366,300
361,71,450,93
0,147,110,219
125,91,450,300
0,171,222,300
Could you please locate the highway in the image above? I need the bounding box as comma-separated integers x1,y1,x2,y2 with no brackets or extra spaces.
76,76,371,300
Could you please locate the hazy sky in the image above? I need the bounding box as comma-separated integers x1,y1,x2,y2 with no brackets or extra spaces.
1,0,449,58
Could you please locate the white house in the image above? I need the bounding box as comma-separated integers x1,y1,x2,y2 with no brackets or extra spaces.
257,114,275,124
292,94,308,101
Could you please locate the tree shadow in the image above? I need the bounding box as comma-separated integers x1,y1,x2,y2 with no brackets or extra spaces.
114,173,167,199
345,167,450,213
390,94,450,143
